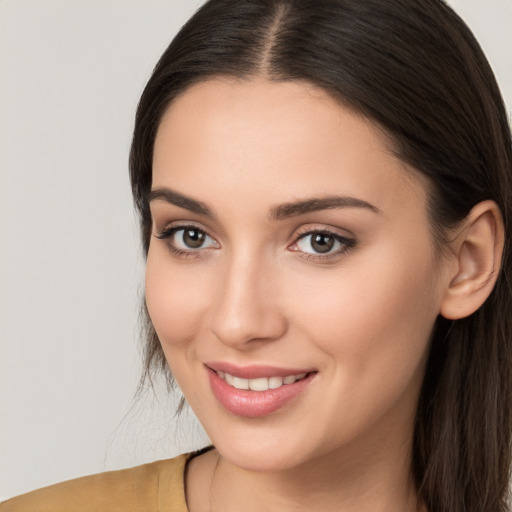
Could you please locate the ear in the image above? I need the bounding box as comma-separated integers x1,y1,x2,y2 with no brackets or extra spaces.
440,200,504,320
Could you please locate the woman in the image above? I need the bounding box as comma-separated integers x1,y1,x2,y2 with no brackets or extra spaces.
2,0,511,511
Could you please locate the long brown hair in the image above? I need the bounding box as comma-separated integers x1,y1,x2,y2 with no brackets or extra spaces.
129,1,512,510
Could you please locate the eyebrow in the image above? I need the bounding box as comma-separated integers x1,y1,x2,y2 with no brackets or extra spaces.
148,188,215,218
148,187,380,220
269,196,380,220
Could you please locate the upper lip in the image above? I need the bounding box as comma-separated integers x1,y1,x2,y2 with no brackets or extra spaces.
205,361,316,379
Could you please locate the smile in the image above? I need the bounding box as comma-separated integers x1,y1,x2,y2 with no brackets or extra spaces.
215,370,308,391
206,363,316,417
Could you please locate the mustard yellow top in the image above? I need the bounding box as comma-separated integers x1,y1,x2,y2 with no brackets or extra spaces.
0,453,190,512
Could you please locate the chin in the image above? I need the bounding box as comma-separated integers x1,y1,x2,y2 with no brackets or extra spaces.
209,429,315,473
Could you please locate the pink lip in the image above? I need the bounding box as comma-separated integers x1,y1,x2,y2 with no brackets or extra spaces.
205,361,315,379
205,363,316,418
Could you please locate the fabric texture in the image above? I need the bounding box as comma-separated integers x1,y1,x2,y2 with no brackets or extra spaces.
0,453,190,512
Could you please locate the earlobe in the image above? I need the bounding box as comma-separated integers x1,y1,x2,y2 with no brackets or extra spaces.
440,200,504,320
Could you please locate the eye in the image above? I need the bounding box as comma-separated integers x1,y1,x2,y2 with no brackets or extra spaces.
173,227,216,250
155,225,218,254
292,230,355,257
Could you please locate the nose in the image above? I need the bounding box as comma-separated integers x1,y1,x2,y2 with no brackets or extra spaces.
209,251,288,349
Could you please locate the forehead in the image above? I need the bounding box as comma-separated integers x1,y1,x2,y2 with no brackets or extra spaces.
152,78,429,220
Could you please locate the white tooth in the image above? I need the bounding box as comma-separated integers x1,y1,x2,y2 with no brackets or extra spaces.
249,377,269,391
283,375,297,385
224,373,235,385
217,370,225,378
295,373,306,380
268,376,284,389
233,377,250,390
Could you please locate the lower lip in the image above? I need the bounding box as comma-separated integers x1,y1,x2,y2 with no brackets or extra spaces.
207,368,315,418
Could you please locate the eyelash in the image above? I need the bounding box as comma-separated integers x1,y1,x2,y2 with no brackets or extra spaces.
155,224,356,261
292,228,356,261
155,225,217,259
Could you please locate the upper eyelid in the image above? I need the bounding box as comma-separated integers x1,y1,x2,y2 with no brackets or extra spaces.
293,224,355,239
157,224,213,238
293,230,355,248
155,220,213,235
154,220,355,244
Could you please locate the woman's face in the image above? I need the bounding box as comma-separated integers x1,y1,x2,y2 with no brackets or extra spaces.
146,78,452,472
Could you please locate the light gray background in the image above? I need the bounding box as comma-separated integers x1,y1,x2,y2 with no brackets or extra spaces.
1,0,511,501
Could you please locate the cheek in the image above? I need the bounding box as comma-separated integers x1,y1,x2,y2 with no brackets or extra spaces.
144,248,211,353
279,248,441,443
291,243,441,380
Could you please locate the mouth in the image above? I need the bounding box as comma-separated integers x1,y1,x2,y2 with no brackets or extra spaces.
205,363,317,418
215,370,309,391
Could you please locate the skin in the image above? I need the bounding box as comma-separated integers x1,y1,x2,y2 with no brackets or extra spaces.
146,78,458,512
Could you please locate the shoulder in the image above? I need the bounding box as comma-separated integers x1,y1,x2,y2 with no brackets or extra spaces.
0,454,189,512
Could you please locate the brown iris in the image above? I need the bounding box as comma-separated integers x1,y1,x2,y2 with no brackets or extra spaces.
182,228,206,248
310,233,335,253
